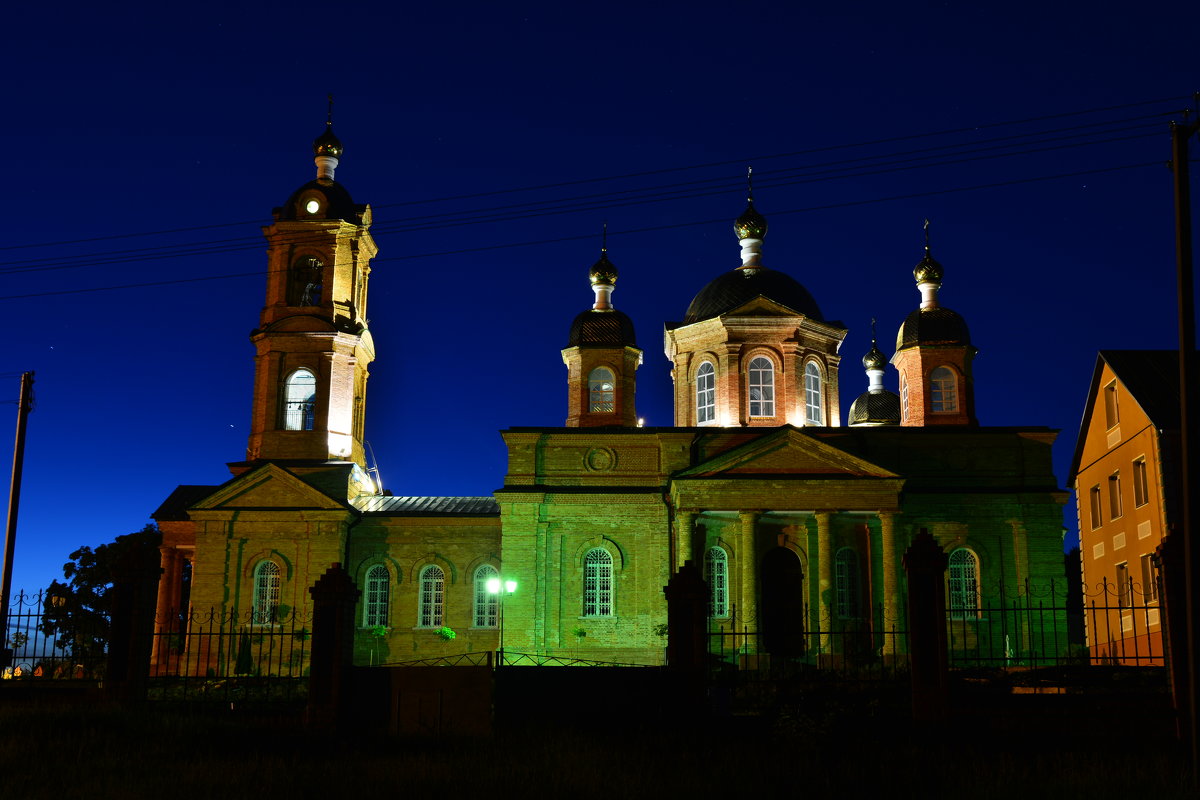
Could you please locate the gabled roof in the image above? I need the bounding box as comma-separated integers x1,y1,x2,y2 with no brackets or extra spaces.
676,426,900,480
190,462,354,512
1069,350,1181,480
153,485,218,521
354,496,500,516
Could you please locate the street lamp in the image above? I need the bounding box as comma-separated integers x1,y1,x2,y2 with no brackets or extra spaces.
485,576,517,666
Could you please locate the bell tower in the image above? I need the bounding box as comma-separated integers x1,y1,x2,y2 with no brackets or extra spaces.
561,241,642,427
245,121,378,466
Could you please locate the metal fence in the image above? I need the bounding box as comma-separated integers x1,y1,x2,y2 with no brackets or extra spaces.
1,589,108,680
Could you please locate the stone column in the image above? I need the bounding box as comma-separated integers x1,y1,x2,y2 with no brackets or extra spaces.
879,511,899,656
739,511,759,651
151,546,179,665
677,511,697,572
815,511,833,651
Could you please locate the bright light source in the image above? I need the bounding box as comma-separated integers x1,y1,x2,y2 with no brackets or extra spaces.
505,579,518,594
305,199,320,214
486,577,501,594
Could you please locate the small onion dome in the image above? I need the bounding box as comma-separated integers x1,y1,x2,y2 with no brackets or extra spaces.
848,390,901,426
682,267,824,325
589,252,619,285
567,308,637,347
913,250,943,285
734,201,768,240
862,343,888,370
895,306,972,351
313,125,343,158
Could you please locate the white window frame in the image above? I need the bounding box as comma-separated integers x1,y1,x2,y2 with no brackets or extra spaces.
583,548,614,617
1139,553,1158,603
948,548,980,620
696,361,716,424
418,565,445,628
588,367,615,413
1133,457,1149,508
900,371,909,419
283,369,317,431
834,547,860,619
473,565,499,628
804,361,823,425
1109,471,1123,520
363,564,390,628
252,561,281,625
1115,561,1130,608
748,356,775,418
930,366,958,413
703,547,729,618
1103,380,1120,429
1089,485,1103,530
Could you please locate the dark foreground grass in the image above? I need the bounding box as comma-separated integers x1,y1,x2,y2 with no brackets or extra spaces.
0,701,1192,799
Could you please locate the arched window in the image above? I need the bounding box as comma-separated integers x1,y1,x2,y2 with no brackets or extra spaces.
948,548,980,619
834,548,860,619
900,372,909,419
588,367,615,413
252,561,281,624
804,361,823,425
930,366,958,413
583,548,614,617
288,257,323,306
283,369,316,431
363,565,390,627
473,565,499,628
748,357,775,418
419,565,445,628
696,362,716,424
704,547,729,618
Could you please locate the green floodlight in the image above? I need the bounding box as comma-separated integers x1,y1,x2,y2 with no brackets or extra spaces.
486,576,501,595
505,579,518,594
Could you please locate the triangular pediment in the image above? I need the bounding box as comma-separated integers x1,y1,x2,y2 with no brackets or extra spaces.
191,463,350,511
677,427,900,479
721,295,805,318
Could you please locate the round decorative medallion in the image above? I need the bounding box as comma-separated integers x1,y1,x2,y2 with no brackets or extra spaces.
584,447,616,472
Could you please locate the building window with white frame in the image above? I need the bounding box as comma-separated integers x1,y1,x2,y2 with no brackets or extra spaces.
252,560,281,624
900,372,909,419
1089,485,1102,529
1139,553,1158,603
948,548,980,620
1115,561,1130,607
703,547,728,618
588,367,615,413
1103,380,1120,429
696,362,716,424
748,356,775,418
1108,471,1122,520
834,548,860,619
283,369,317,431
474,565,499,628
363,564,390,627
419,565,445,627
804,361,823,425
930,366,958,413
583,548,614,617
1133,457,1149,507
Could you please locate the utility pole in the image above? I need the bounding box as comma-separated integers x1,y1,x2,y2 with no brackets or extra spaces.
1171,104,1199,784
0,371,34,668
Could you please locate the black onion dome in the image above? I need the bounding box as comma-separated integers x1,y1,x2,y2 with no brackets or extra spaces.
863,344,888,370
734,202,768,240
683,268,824,325
913,251,943,285
278,179,363,222
313,125,343,158
589,253,619,285
848,390,901,426
568,309,637,347
895,306,971,350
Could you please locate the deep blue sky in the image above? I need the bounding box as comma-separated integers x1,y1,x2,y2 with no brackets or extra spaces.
2,1,1197,595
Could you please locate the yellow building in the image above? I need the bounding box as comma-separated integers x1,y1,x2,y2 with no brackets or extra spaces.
1069,351,1180,664
153,126,1069,671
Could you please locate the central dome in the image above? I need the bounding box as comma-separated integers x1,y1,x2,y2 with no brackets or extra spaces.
682,268,825,325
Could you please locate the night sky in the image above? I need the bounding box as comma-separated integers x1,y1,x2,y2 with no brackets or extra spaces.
2,2,1197,596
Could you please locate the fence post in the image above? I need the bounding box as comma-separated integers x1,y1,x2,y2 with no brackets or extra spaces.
307,563,360,728
105,541,163,702
903,529,949,724
1157,533,1189,740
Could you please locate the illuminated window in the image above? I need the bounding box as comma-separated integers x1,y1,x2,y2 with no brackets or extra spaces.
418,565,445,628
834,548,860,619
1133,458,1149,507
748,357,775,418
900,372,909,419
583,548,613,617
252,561,281,624
703,547,728,618
588,367,615,413
363,565,390,628
1103,380,1119,429
1140,553,1158,603
1108,471,1122,520
696,362,716,424
930,366,958,413
288,257,323,306
804,362,823,425
948,548,980,620
283,369,316,431
1089,485,1102,529
473,565,499,628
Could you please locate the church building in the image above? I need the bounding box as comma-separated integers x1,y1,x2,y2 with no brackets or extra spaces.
153,127,1068,668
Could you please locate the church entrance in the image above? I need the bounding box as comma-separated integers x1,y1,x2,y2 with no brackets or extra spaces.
760,547,805,659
